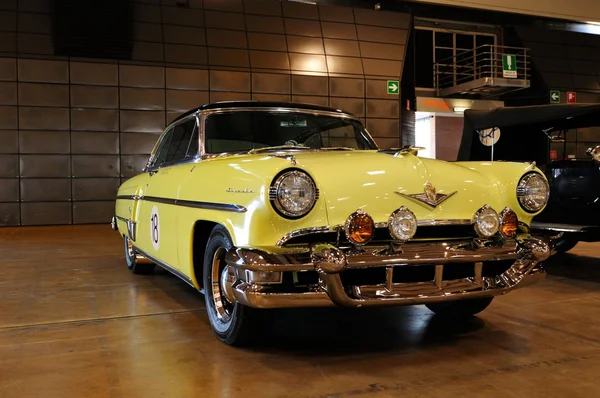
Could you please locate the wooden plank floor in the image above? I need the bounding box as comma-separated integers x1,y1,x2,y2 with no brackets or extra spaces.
1,225,600,397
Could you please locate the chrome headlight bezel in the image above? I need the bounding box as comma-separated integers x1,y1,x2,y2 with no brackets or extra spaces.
516,172,550,213
269,169,319,219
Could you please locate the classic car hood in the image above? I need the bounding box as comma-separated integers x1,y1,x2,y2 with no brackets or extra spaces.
283,150,505,225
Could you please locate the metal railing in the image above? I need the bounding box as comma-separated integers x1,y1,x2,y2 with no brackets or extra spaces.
435,44,531,91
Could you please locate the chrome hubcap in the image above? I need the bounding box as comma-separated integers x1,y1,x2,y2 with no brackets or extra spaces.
220,266,236,304
126,238,135,259
211,247,235,322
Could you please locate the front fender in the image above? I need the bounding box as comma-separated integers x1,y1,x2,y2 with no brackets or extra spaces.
178,157,330,252
453,161,548,224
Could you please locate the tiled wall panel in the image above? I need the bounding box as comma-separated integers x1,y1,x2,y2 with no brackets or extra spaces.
0,0,410,226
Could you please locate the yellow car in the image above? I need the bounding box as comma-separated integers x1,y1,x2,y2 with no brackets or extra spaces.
112,101,553,345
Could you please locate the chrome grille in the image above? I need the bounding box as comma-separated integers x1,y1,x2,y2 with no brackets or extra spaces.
280,224,477,247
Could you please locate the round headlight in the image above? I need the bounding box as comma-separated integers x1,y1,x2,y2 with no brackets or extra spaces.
388,206,417,242
345,209,375,245
517,172,549,213
270,170,317,218
473,205,499,238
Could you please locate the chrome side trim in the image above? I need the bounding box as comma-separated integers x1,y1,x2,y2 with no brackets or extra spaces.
116,195,141,201
134,246,196,289
114,194,247,213
112,215,136,240
115,215,129,222
126,219,136,241
276,226,331,246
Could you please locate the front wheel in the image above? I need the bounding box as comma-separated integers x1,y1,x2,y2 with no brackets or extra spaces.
425,297,493,317
203,225,261,346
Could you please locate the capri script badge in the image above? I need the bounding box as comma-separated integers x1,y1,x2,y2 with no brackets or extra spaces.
396,182,456,208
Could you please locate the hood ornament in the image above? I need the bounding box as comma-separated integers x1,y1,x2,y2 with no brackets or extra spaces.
396,182,456,208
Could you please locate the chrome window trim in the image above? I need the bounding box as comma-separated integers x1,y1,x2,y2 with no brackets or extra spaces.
145,105,375,170
144,112,202,172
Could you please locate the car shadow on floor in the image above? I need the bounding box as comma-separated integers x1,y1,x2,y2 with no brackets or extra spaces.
148,265,528,357
212,306,523,357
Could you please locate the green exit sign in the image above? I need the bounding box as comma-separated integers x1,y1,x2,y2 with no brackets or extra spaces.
502,54,517,78
387,80,399,95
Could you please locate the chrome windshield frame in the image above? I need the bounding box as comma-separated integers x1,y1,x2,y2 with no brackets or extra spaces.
197,106,378,157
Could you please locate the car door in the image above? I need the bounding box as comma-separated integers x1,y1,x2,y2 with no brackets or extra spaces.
136,116,199,269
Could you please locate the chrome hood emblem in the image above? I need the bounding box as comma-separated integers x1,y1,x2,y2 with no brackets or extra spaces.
396,182,457,208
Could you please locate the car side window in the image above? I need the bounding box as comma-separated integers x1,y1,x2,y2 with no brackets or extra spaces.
151,117,198,168
186,124,199,158
151,126,175,168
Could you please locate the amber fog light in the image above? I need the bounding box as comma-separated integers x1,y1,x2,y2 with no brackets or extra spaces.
499,208,518,238
345,209,375,245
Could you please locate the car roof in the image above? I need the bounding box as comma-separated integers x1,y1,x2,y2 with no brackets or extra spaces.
171,101,352,124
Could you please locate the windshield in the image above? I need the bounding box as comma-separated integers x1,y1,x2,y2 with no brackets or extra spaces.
204,110,377,154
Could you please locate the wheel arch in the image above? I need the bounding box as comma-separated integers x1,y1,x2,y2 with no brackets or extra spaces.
191,220,231,290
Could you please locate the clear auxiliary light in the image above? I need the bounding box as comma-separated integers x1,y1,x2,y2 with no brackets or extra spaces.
388,206,418,242
473,205,500,238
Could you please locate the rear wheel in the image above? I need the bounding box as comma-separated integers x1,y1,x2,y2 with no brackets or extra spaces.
124,236,155,275
203,225,260,346
425,297,493,317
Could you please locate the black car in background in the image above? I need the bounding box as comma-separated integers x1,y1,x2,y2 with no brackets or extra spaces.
458,104,600,254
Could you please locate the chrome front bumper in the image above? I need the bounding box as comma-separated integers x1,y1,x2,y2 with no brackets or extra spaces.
224,235,552,309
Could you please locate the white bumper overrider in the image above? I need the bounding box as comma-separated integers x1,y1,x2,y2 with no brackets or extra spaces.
224,235,552,308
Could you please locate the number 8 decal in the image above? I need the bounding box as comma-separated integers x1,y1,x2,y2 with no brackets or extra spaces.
150,205,160,251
